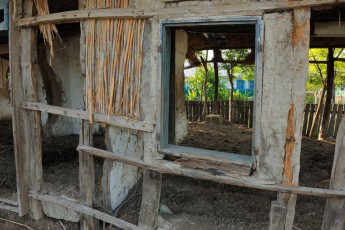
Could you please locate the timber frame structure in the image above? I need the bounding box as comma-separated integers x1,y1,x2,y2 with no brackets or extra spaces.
3,0,345,229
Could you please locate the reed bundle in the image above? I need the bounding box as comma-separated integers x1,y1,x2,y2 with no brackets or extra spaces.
34,0,61,58
85,0,145,121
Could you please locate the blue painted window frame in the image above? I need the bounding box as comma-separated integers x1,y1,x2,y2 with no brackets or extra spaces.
160,17,262,152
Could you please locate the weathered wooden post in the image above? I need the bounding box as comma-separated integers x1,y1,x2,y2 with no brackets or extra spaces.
253,8,311,230
322,116,345,229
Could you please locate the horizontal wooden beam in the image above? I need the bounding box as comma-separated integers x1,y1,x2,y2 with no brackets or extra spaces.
18,0,345,28
0,197,19,206
18,8,153,27
29,192,143,230
309,58,345,64
78,145,345,198
22,102,155,133
0,202,19,213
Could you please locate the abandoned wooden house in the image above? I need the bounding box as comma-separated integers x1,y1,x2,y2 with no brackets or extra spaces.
2,0,345,229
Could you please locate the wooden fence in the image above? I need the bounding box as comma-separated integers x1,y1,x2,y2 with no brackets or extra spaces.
185,100,254,128
303,104,344,138
186,101,345,138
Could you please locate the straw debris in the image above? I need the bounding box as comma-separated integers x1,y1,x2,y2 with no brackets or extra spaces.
34,0,61,59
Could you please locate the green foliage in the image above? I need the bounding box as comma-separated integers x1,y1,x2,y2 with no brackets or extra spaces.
233,90,253,101
308,48,345,91
185,64,229,101
186,49,255,101
221,49,255,81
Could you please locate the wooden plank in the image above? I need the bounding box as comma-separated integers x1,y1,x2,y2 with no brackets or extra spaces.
244,101,249,127
327,104,338,137
307,104,316,136
185,101,188,120
18,0,345,28
322,117,345,229
302,104,310,136
0,198,19,206
79,121,97,230
239,100,244,124
77,144,345,198
224,100,228,118
193,101,197,121
20,20,44,220
199,101,203,121
269,201,286,230
249,101,254,128
21,102,155,132
18,8,152,27
162,144,252,167
174,157,251,177
9,0,29,216
138,170,162,230
334,104,344,137
29,192,144,230
0,202,19,213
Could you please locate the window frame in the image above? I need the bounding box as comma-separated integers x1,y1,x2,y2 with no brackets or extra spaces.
160,18,262,164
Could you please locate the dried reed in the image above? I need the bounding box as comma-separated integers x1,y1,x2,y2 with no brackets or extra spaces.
34,0,61,58
85,0,145,121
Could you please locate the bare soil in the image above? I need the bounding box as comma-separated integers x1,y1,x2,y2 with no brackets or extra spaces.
0,120,336,229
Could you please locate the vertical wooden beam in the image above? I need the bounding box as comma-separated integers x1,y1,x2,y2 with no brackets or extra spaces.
79,1,97,227
21,0,43,220
21,26,44,220
11,0,43,218
10,0,29,216
138,170,162,230
322,117,345,230
320,48,335,139
256,8,310,230
79,121,97,230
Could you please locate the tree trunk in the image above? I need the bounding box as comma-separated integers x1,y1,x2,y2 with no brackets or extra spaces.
212,49,221,114
308,84,326,138
227,68,234,121
201,56,208,120
320,48,335,139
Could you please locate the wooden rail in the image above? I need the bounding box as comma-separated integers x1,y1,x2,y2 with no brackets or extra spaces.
78,145,345,198
18,0,345,28
21,102,155,133
29,192,143,230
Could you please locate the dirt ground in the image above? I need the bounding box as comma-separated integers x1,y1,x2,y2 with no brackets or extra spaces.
0,120,337,229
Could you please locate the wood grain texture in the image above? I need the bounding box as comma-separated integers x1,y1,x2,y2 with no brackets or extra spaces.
22,102,155,132
10,0,30,216
322,117,345,230
77,145,345,198
79,120,97,230
18,0,345,27
138,170,162,230
29,192,144,230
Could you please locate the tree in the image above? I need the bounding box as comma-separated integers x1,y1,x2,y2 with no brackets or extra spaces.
307,48,345,139
220,49,254,120
185,64,229,101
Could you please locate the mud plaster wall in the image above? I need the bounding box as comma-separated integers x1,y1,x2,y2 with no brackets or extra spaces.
102,0,307,212
101,17,163,209
0,58,11,120
37,35,84,136
254,11,309,185
175,30,188,144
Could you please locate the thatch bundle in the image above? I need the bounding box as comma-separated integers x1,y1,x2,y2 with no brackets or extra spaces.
34,0,61,58
85,0,145,121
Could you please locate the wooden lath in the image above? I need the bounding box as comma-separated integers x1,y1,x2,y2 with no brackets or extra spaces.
84,0,145,121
